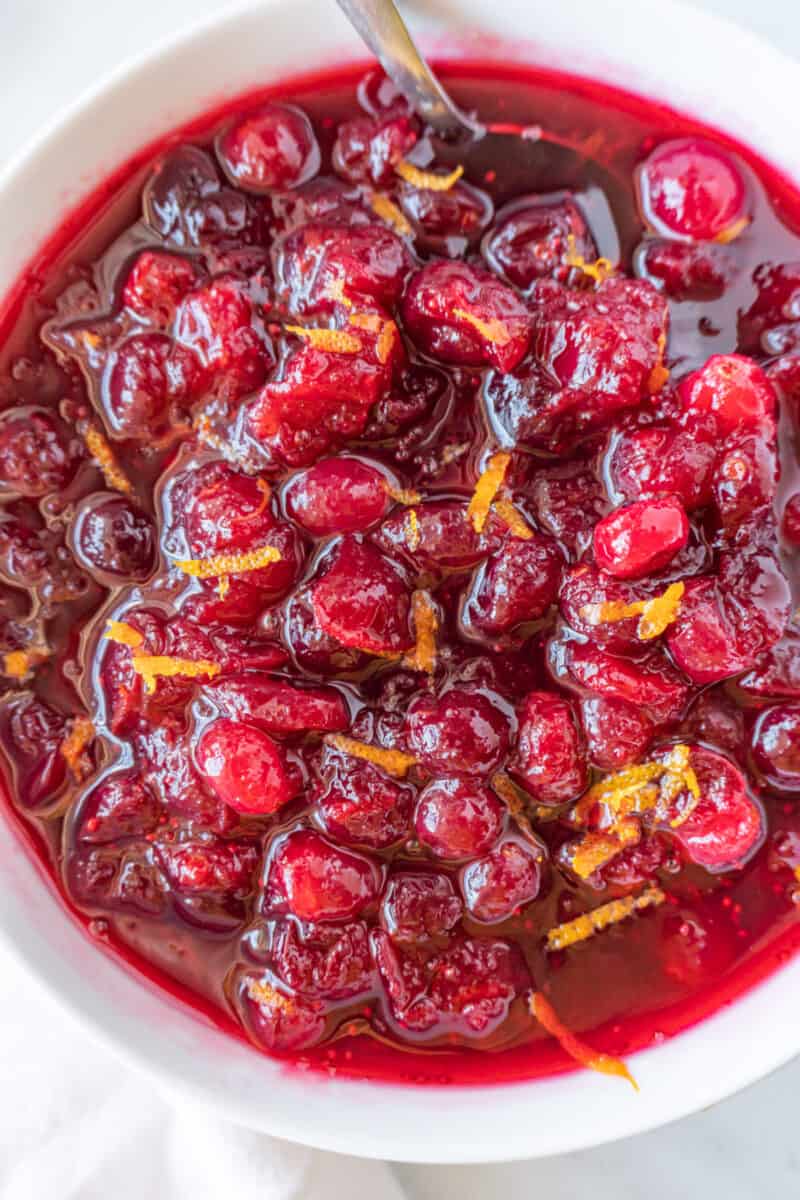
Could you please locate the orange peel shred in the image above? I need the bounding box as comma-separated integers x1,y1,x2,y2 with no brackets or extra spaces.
369,192,413,235
569,819,641,880
468,452,511,534
84,427,133,496
649,330,670,394
403,590,438,674
529,991,639,1090
284,325,362,354
246,978,295,1013
175,544,281,585
384,481,422,506
324,734,417,779
131,654,221,694
60,716,95,779
565,235,616,285
581,581,684,641
3,648,49,679
104,620,144,649
546,885,666,953
396,160,464,191
452,308,512,347
714,215,751,245
405,508,421,552
492,498,534,540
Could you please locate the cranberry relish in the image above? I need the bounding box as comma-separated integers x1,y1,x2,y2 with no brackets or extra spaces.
2,62,800,1087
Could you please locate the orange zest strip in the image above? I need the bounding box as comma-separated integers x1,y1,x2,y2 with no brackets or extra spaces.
546,885,666,953
130,654,221,695
369,192,413,235
396,160,464,191
384,481,422,506
663,743,701,827
405,508,421,552
529,991,639,1090
714,215,751,245
324,277,354,309
284,325,362,354
468,451,511,534
491,771,542,844
452,307,512,347
569,819,641,879
565,235,616,285
325,734,417,779
376,318,399,364
493,498,534,540
581,581,684,641
649,329,670,394
3,648,49,679
403,590,438,674
175,544,282,583
60,716,95,778
84,427,133,496
104,620,144,648
246,978,295,1013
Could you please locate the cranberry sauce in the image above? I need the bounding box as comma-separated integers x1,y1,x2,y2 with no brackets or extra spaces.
1,61,800,1088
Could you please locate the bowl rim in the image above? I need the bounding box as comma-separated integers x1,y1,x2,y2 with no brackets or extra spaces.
1,0,800,1163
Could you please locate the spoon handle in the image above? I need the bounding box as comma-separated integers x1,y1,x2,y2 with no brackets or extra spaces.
334,0,480,137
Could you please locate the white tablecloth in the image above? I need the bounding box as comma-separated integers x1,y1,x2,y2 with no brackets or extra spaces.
1,2,799,1195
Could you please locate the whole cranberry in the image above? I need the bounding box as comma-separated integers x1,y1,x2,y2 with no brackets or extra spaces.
667,577,750,685
608,419,717,511
142,145,220,238
637,137,748,242
637,238,736,301
195,718,297,815
218,103,320,192
379,871,462,941
0,406,77,497
283,456,391,536
122,249,200,324
406,687,511,776
332,112,417,186
175,278,271,394
71,494,156,581
463,533,563,638
461,839,542,923
398,180,493,254
415,777,505,860
77,773,162,843
580,696,654,772
241,974,325,1052
679,354,776,438
563,640,689,723
751,704,800,791
204,673,348,735
483,196,597,288
314,747,414,849
311,535,412,655
528,463,608,557
559,564,646,653
401,261,531,371
264,829,381,922
512,690,587,805
593,496,689,579
373,500,494,575
737,631,800,701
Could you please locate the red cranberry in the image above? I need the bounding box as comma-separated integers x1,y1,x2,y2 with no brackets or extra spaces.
272,220,409,316
311,535,412,655
463,533,563,638
68,845,167,915
241,974,325,1052
528,463,608,557
559,564,645,653
72,495,155,581
483,196,597,288
402,261,531,371
398,180,493,253
667,576,748,684
195,718,297,814
588,833,668,893
637,238,736,300
461,839,542,923
593,496,689,579
357,68,408,116
713,433,777,527
204,672,348,735
373,500,496,575
218,103,320,192
283,456,390,535
380,871,462,941
406,687,511,776
739,262,800,355
122,250,200,324
562,640,689,723
105,334,198,434
658,745,763,872
157,837,258,895
142,145,220,238
8,695,67,807
751,704,800,790
682,688,745,759
608,419,717,511
314,746,413,849
782,493,800,546
265,918,374,999
737,633,800,700
679,354,776,438
512,690,588,804
637,137,747,242
0,406,77,497
283,587,370,675
264,829,381,922
175,278,271,394
77,773,162,844
718,527,791,661
332,113,417,186
415,777,505,861
580,696,654,771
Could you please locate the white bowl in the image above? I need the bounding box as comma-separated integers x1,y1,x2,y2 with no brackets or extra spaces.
1,0,799,1164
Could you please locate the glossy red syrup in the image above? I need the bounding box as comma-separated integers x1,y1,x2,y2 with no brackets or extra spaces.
1,61,800,1089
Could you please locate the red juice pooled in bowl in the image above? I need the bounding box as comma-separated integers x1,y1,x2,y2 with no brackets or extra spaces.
1,62,800,1088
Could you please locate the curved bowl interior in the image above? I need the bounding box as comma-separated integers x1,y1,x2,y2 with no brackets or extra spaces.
0,0,799,1163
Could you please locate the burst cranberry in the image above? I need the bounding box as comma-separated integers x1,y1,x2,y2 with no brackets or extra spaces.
264,829,380,922
667,577,747,684
415,778,505,861
782,493,800,546
311,535,412,654
593,496,689,579
751,704,800,790
380,872,462,942
218,103,320,191
559,564,644,653
658,745,763,871
283,587,369,675
484,196,597,288
739,262,800,354
7,695,67,807
122,250,200,323
737,633,800,700
637,238,736,300
580,696,654,771
72,495,155,581
406,687,511,776
77,773,162,843
608,420,717,511
528,463,608,557
272,220,409,316
463,533,562,638
68,845,167,915
265,918,374,999
637,137,748,242
283,456,390,535
332,112,417,186
315,747,413,849
105,333,198,434
401,261,531,371
398,180,493,252
175,278,271,394
195,718,297,814
713,433,777,527
241,975,325,1052
679,354,776,437
512,691,588,805
373,500,495,574
461,839,542,923
562,640,689,723
0,406,77,496
204,673,348,735
157,837,258,894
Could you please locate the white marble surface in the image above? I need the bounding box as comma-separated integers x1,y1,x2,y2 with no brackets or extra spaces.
1,0,799,1193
